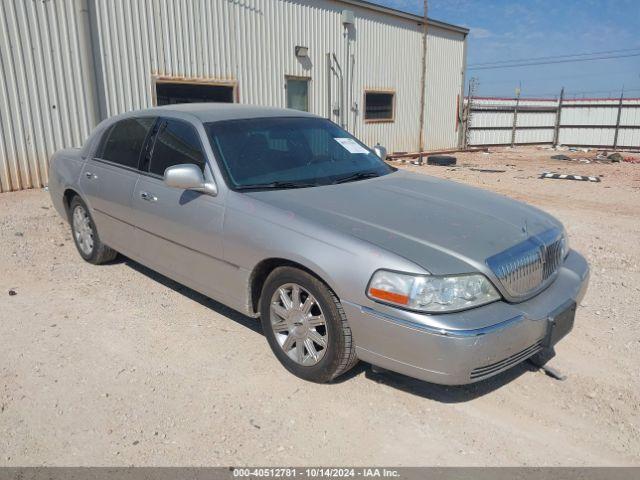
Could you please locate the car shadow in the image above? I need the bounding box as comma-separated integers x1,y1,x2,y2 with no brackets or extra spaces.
121,257,262,335
357,361,538,403
113,255,538,402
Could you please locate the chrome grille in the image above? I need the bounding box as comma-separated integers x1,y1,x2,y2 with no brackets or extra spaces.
486,228,564,298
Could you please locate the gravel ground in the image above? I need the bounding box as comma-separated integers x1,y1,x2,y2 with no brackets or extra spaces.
1,146,639,466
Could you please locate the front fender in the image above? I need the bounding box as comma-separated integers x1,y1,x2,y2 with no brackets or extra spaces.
223,192,427,312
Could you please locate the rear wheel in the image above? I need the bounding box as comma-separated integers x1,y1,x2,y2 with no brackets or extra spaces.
260,267,358,383
69,196,118,265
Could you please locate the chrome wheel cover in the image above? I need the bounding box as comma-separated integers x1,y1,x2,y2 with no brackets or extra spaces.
72,205,94,256
270,283,328,366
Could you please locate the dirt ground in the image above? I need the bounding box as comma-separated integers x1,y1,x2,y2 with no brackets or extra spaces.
1,146,639,466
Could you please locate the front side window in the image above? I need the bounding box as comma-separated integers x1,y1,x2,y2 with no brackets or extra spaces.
98,117,155,169
148,119,206,177
364,91,395,121
206,117,393,189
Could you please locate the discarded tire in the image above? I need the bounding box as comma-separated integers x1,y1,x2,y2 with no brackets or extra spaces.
427,155,456,166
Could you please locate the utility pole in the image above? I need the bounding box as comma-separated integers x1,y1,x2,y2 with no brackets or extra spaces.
552,87,564,147
418,0,428,152
510,83,521,148
613,87,624,150
464,77,478,149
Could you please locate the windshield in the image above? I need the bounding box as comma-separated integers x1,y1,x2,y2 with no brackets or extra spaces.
205,117,393,189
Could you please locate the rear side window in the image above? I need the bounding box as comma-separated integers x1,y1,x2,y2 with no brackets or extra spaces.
148,119,205,176
98,117,155,169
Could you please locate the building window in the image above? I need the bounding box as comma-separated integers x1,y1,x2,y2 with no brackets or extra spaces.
364,91,395,122
155,81,235,105
286,77,309,112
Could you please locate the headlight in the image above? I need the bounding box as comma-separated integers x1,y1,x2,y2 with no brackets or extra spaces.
367,270,500,313
561,231,570,258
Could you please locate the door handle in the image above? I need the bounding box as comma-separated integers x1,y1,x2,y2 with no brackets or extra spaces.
140,191,157,202
85,172,97,180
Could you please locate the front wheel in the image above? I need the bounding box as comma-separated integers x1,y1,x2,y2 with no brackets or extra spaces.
69,196,118,265
260,267,358,383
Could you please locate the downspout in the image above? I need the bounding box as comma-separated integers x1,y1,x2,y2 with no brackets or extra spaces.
344,25,352,131
326,53,332,119
417,0,428,152
332,53,345,129
83,0,108,122
457,31,468,148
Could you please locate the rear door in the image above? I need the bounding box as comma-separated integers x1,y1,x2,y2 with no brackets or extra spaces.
79,117,156,255
131,117,232,302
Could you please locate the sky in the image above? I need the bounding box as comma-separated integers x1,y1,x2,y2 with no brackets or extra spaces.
372,0,640,98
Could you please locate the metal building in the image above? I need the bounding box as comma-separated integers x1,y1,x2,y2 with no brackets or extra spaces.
0,0,468,193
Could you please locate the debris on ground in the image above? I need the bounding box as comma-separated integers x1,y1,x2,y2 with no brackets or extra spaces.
427,155,456,166
546,150,640,165
540,172,601,182
470,168,506,173
8,289,17,296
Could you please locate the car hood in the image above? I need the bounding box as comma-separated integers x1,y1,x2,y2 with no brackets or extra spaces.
244,170,561,275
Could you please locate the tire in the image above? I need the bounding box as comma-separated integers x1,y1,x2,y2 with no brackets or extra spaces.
427,155,457,166
68,195,118,265
260,267,358,383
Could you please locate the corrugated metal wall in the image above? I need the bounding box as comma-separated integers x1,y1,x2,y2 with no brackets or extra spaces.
466,97,640,148
0,0,99,193
424,26,465,150
0,0,466,193
93,0,466,151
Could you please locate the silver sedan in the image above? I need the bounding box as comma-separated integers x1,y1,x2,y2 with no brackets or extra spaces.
48,104,589,385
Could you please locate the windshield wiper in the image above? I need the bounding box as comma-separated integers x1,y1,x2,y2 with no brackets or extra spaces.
332,171,380,184
236,181,318,191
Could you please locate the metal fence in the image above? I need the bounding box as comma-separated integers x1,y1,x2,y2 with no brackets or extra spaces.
463,96,640,149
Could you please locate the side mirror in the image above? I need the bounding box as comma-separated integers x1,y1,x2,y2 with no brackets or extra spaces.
373,143,387,161
164,164,217,196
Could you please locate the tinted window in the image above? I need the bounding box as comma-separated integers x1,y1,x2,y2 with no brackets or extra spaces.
98,117,155,168
364,92,394,121
148,119,205,176
206,117,393,188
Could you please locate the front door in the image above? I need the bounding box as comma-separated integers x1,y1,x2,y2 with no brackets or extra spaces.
131,118,233,303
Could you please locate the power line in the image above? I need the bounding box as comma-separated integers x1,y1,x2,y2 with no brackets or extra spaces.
473,87,640,99
468,52,640,70
477,68,640,85
469,47,640,67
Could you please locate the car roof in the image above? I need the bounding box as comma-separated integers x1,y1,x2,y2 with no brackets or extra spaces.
122,103,320,123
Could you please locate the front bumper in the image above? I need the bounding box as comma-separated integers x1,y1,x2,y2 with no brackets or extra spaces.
343,250,590,385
